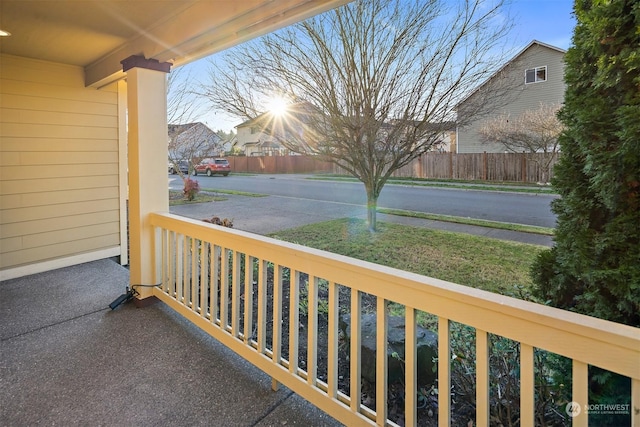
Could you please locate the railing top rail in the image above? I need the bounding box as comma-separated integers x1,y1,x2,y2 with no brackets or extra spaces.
150,212,640,379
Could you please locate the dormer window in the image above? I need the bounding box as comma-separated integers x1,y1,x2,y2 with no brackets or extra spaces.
525,66,547,84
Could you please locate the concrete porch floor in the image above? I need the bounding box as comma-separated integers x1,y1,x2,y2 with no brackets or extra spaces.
0,259,342,426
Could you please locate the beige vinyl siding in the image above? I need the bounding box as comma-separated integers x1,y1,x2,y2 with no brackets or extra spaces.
457,43,565,153
0,54,121,270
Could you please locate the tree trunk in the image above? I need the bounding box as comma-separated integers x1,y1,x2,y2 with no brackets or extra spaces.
367,196,378,232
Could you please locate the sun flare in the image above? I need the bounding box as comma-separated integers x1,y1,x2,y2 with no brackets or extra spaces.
267,96,288,116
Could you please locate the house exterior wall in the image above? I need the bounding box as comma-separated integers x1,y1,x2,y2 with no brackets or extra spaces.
0,54,122,277
235,124,263,156
457,43,565,153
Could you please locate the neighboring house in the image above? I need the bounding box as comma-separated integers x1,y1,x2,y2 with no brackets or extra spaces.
456,40,566,153
217,137,234,155
432,129,456,153
234,115,296,156
419,121,457,153
0,0,347,281
384,120,457,153
168,122,222,161
235,105,457,155
233,102,319,156
234,116,282,156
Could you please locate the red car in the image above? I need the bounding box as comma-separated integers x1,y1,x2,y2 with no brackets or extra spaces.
192,158,231,176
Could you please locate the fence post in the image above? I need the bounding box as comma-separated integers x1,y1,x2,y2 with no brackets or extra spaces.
449,151,453,179
521,153,527,182
483,152,487,181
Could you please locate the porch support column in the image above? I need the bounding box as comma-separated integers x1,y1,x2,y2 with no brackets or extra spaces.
122,56,171,302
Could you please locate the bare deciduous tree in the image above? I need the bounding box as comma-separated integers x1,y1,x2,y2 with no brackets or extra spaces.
478,103,563,183
202,0,514,230
167,66,200,129
167,67,222,178
168,123,222,170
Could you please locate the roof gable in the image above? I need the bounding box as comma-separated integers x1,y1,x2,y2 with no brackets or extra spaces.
457,40,566,107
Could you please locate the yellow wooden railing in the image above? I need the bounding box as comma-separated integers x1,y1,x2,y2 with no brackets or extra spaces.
149,212,639,427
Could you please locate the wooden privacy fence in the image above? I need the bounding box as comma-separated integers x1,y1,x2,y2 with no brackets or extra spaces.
393,152,559,183
227,153,559,183
227,155,333,174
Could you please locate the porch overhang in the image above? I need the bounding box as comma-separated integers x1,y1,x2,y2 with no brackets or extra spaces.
0,0,352,87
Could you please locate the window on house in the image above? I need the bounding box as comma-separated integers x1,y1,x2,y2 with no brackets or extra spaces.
525,66,547,84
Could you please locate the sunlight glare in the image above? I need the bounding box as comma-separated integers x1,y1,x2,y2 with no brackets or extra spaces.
267,96,288,116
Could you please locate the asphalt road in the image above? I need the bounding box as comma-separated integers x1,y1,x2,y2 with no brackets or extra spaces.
169,174,557,228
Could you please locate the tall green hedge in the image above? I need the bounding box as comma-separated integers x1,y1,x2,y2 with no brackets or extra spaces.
531,0,640,327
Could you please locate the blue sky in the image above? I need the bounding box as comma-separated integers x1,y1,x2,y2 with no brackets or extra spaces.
507,0,575,50
188,0,576,132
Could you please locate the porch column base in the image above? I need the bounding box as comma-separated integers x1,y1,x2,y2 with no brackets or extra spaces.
134,295,160,308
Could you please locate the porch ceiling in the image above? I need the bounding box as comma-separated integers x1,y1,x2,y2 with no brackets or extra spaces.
0,0,350,87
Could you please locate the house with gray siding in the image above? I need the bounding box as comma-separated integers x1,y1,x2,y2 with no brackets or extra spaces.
456,40,566,153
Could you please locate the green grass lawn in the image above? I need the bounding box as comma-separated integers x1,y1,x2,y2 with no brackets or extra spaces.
378,208,555,236
309,174,557,194
168,190,227,205
270,218,545,299
200,188,267,197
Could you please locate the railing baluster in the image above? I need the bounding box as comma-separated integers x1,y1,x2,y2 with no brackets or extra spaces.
167,230,175,295
183,235,190,304
220,248,229,330
211,245,220,323
176,234,184,304
350,289,362,413
199,241,208,317
272,264,283,365
289,270,300,376
327,281,338,399
153,227,161,289
632,378,639,427
191,237,197,310
161,229,168,293
476,329,489,427
376,298,388,425
520,343,534,426
231,252,241,337
405,307,417,427
243,256,254,345
572,360,588,427
307,276,318,387
257,259,267,353
438,317,451,427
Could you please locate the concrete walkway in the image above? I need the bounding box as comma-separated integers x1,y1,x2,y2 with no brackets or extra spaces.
170,192,554,247
0,259,342,426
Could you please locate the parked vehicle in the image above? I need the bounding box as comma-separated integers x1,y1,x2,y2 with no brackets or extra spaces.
193,158,231,176
169,160,190,174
